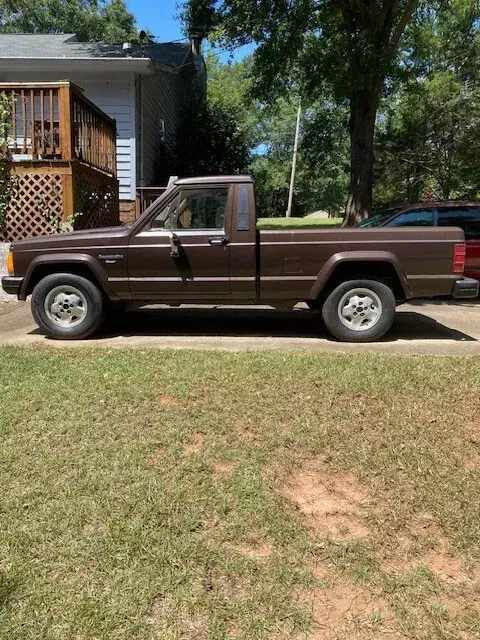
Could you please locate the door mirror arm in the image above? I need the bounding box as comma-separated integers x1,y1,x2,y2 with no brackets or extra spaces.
168,231,180,257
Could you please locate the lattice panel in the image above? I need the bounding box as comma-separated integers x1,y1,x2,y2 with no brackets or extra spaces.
1,173,62,242
73,171,119,230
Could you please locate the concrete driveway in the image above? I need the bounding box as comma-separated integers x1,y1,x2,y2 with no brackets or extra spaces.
1,299,480,354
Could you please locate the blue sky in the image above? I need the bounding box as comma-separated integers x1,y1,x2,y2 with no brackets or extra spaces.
125,0,254,61
125,0,184,43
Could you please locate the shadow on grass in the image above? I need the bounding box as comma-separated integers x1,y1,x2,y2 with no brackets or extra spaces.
0,570,17,611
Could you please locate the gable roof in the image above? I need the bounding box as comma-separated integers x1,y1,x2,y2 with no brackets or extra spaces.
0,33,192,68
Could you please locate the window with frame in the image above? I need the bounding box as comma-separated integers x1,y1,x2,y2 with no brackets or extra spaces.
437,208,480,240
386,209,434,227
151,187,228,231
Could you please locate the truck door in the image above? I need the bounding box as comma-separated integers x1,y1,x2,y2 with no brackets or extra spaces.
128,185,232,300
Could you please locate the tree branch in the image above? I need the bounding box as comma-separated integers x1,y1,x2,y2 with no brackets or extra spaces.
352,0,372,26
331,0,355,27
377,0,399,35
388,0,419,51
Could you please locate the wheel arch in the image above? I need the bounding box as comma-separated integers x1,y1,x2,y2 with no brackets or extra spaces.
21,254,118,300
307,252,412,305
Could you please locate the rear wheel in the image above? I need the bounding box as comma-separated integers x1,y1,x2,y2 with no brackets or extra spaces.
321,279,395,342
32,273,105,340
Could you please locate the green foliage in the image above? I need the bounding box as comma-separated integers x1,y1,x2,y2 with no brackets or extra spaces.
0,92,16,231
207,53,256,143
0,0,138,43
176,101,250,176
182,0,423,220
181,0,217,38
250,98,349,218
101,0,137,44
207,55,349,217
256,217,342,229
196,1,480,218
374,2,480,206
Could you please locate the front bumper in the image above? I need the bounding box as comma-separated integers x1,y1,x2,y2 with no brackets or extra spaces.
453,277,479,299
1,276,23,297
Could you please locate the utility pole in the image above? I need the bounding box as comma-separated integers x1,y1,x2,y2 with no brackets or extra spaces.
286,100,302,218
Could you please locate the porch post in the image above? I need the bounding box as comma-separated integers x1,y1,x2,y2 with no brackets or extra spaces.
58,83,73,161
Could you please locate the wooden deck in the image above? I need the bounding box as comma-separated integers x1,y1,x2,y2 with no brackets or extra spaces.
0,82,119,242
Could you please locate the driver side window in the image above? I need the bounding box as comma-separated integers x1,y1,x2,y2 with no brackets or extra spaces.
151,187,228,231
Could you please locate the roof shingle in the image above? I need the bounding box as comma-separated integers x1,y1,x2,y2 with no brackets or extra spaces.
0,33,191,67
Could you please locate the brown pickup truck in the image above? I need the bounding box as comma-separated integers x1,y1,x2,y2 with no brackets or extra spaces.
2,175,478,342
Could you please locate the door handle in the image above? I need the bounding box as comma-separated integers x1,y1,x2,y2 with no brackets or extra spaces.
209,236,230,246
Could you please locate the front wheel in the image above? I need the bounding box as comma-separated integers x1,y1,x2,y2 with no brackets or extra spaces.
321,279,396,342
31,273,105,340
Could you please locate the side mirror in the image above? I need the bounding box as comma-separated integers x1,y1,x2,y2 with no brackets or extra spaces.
168,231,180,257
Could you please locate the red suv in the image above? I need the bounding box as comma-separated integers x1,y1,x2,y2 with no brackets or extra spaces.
357,202,480,283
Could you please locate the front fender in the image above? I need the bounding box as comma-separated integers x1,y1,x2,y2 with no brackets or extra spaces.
20,253,118,300
307,251,412,300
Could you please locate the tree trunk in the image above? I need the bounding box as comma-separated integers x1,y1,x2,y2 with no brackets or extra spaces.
343,89,381,226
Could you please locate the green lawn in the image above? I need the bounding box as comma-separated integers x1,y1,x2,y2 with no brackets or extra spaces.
1,347,480,639
256,217,343,229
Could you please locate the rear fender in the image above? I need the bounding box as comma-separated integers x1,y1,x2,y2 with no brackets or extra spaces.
308,251,412,300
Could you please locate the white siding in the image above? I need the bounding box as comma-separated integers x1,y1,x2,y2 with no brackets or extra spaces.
0,69,136,201
84,75,136,200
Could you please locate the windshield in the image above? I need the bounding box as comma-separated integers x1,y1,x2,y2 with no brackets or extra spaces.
355,208,402,227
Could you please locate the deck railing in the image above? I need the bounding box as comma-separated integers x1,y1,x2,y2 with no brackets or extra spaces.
0,81,117,176
136,186,168,217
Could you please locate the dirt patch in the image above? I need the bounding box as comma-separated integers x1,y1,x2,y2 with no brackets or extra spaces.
235,419,265,447
466,422,480,445
149,596,209,638
381,513,469,583
432,594,469,617
464,452,480,471
282,462,371,540
213,460,235,476
424,551,464,582
146,446,166,468
157,393,181,407
313,563,330,581
234,541,273,559
184,432,205,454
301,577,402,640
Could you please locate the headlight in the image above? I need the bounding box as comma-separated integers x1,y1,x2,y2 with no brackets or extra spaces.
6,251,14,275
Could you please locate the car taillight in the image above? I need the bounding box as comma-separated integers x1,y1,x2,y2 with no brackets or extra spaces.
453,243,466,273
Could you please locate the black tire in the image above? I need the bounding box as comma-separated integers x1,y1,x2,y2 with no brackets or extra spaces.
31,273,105,340
321,279,396,343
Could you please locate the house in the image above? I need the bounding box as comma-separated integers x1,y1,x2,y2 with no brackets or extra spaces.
0,33,205,226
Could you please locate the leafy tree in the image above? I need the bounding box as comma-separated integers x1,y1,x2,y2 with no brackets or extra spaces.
102,0,137,43
175,102,250,177
375,72,480,205
250,99,349,217
206,53,257,143
207,53,349,216
374,0,480,206
0,0,138,43
181,0,216,39
182,0,422,224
